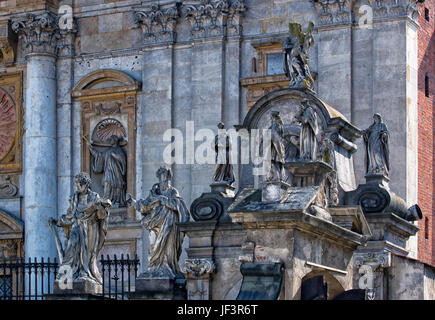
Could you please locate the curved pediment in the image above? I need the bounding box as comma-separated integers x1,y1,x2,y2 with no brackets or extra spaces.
242,88,360,142
71,69,141,98
0,209,23,240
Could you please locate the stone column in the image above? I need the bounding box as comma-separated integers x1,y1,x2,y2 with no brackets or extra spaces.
12,12,64,259
181,258,216,300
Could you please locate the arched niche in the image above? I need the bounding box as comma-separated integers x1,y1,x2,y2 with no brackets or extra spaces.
300,270,345,300
238,88,361,194
0,209,23,259
72,69,141,219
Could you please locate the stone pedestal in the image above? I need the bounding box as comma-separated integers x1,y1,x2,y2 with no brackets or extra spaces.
285,161,332,187
130,276,186,300
45,279,103,300
261,181,290,203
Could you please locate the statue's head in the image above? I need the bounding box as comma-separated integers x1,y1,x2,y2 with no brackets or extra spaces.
217,122,225,130
74,172,91,193
373,113,382,124
109,135,120,146
156,166,173,190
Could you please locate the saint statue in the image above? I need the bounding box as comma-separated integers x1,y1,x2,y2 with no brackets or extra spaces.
283,22,315,90
48,172,112,285
126,166,190,278
266,111,286,182
362,113,390,176
86,135,127,207
295,99,320,161
213,122,235,185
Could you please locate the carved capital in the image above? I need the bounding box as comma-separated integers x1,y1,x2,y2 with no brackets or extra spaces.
184,0,231,39
134,2,181,44
312,0,352,26
354,251,391,270
11,12,75,57
181,258,216,278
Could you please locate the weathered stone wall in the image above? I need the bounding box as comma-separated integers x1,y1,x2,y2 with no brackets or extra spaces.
388,254,424,299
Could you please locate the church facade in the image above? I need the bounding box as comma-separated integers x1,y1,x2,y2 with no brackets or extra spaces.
0,0,434,300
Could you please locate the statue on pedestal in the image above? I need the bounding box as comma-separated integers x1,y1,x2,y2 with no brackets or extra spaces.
295,99,320,161
213,122,235,185
362,113,390,176
49,172,112,285
283,22,315,90
127,166,190,278
266,111,286,182
86,134,127,207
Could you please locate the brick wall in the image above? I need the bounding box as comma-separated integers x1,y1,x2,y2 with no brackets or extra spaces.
418,0,435,266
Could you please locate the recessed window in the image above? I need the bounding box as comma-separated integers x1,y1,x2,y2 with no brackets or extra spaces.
267,53,284,75
425,217,429,240
425,73,430,98
425,8,430,22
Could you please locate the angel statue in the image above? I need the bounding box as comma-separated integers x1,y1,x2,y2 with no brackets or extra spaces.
48,172,112,285
126,166,190,278
362,113,390,176
283,21,315,90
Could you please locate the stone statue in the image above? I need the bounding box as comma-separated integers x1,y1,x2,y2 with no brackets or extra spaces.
362,113,390,176
126,166,190,278
266,111,286,182
48,172,112,285
213,122,235,185
86,135,127,207
295,99,320,161
283,22,315,90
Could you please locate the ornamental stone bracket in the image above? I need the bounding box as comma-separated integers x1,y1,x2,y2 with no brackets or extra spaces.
0,21,17,65
181,258,216,300
353,251,391,300
134,2,181,45
0,175,19,199
11,11,76,58
311,0,422,28
183,0,246,39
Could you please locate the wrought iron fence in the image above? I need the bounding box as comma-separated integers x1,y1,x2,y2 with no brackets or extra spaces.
0,255,140,300
100,254,140,300
0,257,59,300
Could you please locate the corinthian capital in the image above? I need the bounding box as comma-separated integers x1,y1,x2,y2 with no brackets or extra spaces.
134,2,181,45
11,12,66,57
181,258,216,278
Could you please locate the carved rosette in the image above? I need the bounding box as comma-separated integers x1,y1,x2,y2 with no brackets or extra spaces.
181,258,216,278
134,2,181,44
11,12,69,57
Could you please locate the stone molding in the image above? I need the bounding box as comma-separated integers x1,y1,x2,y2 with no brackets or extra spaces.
0,21,17,65
312,0,421,27
134,2,181,44
11,11,76,57
181,258,216,278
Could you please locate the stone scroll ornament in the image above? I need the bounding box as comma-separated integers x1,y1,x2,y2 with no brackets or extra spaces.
48,172,112,285
362,113,390,177
283,22,315,91
213,122,235,185
126,166,190,279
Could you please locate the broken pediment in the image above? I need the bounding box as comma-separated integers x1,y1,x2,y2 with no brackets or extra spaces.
0,209,23,240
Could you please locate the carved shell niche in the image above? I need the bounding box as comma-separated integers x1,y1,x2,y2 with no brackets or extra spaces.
91,118,127,145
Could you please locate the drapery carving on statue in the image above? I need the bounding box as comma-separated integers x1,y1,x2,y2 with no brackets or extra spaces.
86,118,128,208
